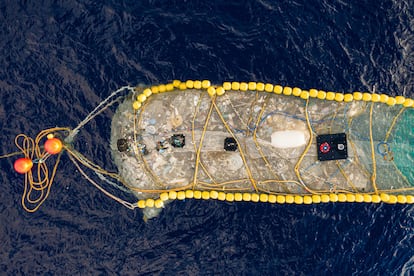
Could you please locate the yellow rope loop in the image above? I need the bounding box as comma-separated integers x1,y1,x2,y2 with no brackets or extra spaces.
294,98,314,193
368,103,378,193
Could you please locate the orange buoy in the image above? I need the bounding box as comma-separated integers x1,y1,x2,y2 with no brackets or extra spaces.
44,137,63,155
14,158,33,174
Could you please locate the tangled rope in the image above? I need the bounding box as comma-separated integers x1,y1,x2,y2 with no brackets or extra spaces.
13,128,69,212
0,86,137,212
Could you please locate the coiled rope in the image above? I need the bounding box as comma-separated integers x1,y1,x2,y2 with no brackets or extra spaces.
1,86,138,212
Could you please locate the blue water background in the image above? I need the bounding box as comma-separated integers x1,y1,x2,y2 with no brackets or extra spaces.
1,0,413,275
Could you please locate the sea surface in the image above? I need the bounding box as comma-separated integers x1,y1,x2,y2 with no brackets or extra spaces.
1,0,413,275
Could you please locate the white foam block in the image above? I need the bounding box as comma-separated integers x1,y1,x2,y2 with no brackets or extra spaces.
271,130,306,148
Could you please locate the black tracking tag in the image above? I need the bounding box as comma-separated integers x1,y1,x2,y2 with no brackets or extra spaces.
317,133,348,161
170,134,185,148
224,137,238,151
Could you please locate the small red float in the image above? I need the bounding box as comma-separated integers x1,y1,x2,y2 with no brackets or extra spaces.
14,158,33,174
44,138,63,155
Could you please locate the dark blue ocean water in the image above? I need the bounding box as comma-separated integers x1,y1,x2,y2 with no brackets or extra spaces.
1,0,413,275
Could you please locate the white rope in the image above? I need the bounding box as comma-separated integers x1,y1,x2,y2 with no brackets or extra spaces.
67,153,137,210
65,85,135,143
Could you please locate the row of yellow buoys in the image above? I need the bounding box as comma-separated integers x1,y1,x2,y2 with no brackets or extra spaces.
132,80,414,111
136,191,414,208
132,80,212,110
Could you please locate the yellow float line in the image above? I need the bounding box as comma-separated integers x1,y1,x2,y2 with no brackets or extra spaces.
130,80,414,209
132,80,414,109
136,190,414,208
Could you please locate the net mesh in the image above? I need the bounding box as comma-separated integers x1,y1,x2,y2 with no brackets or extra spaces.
110,89,414,199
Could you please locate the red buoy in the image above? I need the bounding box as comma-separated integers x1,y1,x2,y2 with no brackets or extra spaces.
14,158,33,174
44,137,63,155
